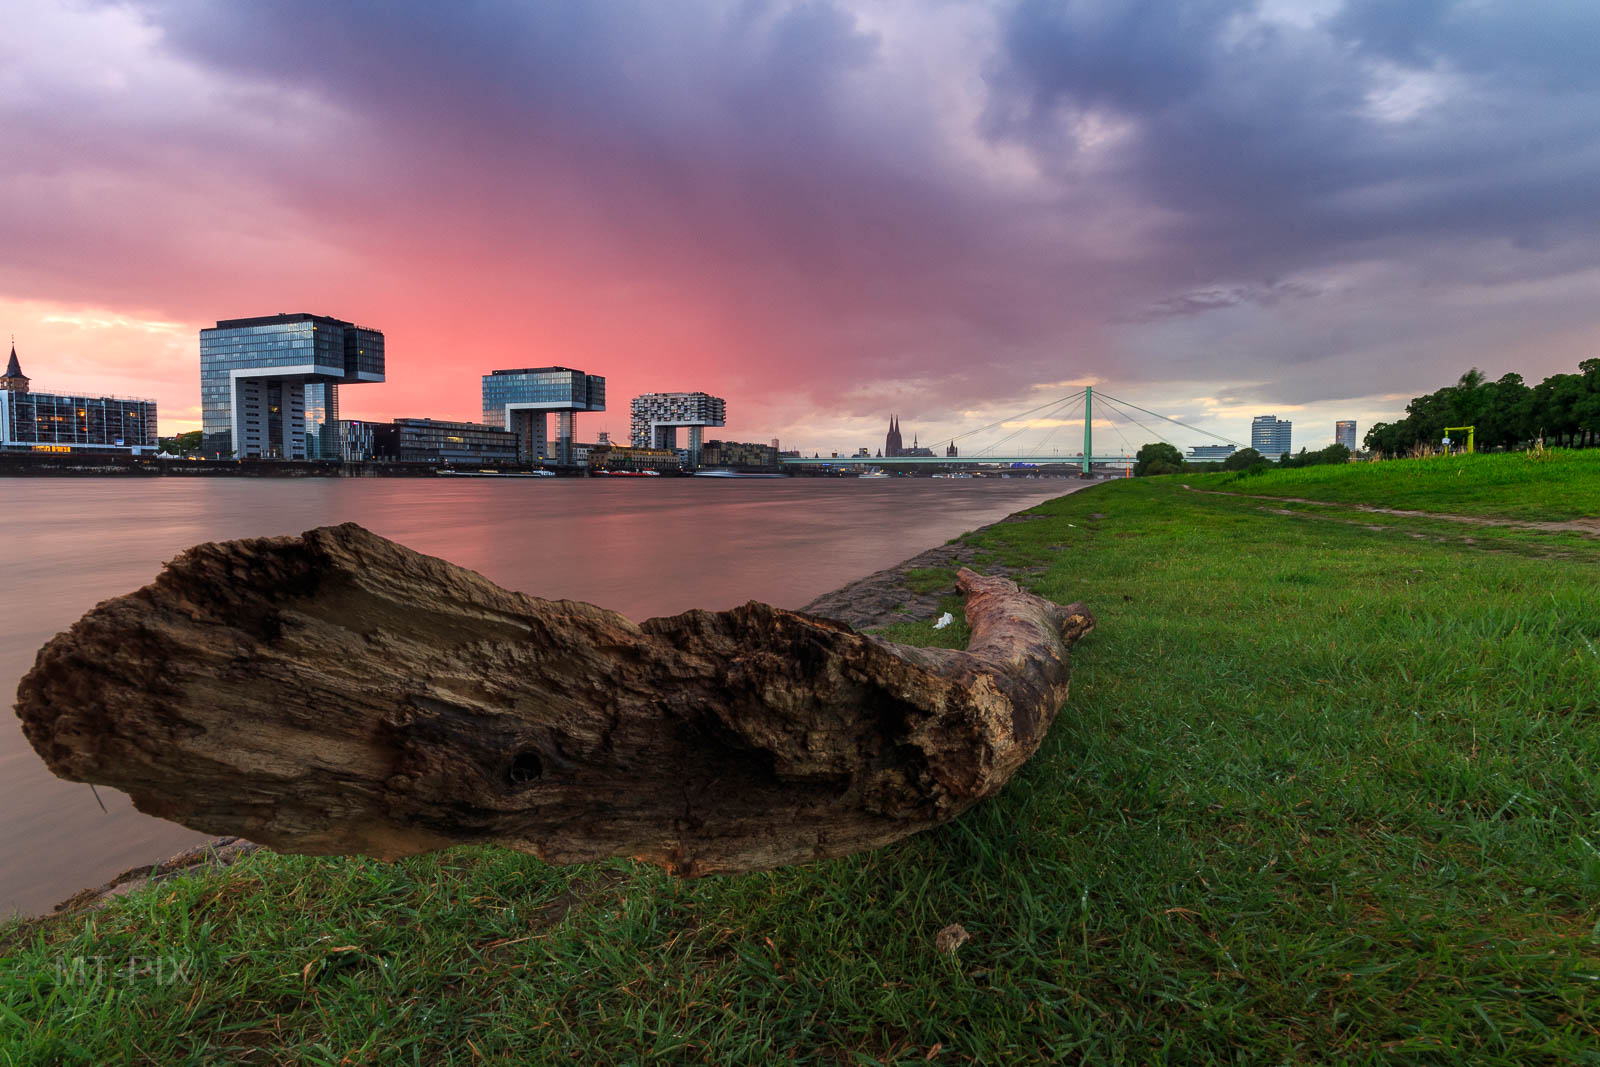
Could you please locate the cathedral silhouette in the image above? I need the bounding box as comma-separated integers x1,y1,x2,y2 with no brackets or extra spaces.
883,415,935,458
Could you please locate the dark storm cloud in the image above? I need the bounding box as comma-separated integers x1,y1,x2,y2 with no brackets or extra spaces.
116,0,1095,410
1120,280,1324,323
9,0,1600,443
984,0,1600,278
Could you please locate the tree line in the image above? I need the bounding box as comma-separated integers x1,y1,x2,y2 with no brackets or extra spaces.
1132,440,1350,476
1365,361,1600,456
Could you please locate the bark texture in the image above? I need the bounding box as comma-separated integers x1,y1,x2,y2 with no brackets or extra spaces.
16,523,1093,874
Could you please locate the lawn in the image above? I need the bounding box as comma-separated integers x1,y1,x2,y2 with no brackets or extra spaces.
1183,447,1600,522
5,473,1600,1064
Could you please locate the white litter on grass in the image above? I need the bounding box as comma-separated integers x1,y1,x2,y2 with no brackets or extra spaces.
933,612,954,630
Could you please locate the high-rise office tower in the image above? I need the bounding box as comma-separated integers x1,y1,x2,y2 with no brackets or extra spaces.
482,366,606,465
199,313,384,459
1251,415,1293,459
1335,420,1357,451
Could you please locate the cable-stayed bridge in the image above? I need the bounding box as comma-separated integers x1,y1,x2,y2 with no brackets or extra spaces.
780,386,1246,473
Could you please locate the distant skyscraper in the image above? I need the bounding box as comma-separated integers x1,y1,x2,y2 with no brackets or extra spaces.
1251,415,1293,459
482,366,606,465
1335,420,1357,451
200,313,384,459
629,392,726,467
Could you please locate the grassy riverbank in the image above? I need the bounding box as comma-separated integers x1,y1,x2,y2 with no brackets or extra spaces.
1184,447,1600,521
6,463,1600,1063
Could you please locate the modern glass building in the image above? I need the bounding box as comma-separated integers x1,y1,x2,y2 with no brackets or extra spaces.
1187,444,1237,463
0,344,158,454
199,314,384,459
629,392,726,467
374,418,519,464
1335,420,1357,451
481,367,605,465
1251,415,1293,460
339,419,376,462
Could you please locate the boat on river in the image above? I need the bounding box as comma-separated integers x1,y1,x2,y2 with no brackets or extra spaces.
437,469,556,478
693,469,788,479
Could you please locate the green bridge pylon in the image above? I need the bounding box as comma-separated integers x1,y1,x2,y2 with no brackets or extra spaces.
1082,386,1092,477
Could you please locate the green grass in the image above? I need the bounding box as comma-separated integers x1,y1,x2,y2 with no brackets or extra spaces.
902,566,960,595
7,474,1600,1063
1184,448,1600,522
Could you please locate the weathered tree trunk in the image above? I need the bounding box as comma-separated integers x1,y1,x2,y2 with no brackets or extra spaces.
16,523,1092,874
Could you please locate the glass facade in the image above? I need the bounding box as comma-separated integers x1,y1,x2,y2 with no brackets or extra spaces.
480,367,605,424
481,367,605,464
344,328,384,381
1,391,157,452
303,382,340,460
199,314,383,458
1251,415,1293,459
374,418,519,464
340,419,376,462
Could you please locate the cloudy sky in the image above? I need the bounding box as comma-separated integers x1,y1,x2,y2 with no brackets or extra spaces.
6,0,1598,454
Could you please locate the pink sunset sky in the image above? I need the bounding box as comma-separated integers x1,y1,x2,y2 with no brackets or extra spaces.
7,1,1600,455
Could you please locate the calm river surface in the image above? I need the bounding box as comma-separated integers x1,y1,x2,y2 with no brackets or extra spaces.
0,476,1078,916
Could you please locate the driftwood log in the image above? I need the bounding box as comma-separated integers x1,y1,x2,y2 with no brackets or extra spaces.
16,523,1092,874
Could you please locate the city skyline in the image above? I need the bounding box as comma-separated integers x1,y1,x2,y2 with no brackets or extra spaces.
8,2,1600,454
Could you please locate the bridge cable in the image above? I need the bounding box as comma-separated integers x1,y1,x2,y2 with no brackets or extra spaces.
1100,405,1140,458
1093,391,1249,448
968,392,1082,456
940,388,1087,452
959,391,1082,454
1019,392,1084,456
1028,393,1086,457
1096,394,1182,451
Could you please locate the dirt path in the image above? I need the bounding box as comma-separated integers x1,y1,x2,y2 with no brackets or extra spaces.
1181,485,1600,538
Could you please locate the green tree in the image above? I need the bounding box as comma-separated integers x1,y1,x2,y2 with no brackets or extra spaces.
1533,374,1582,446
1447,368,1489,428
1576,359,1600,447
1222,447,1262,471
1364,421,1408,457
1278,443,1349,469
158,430,204,454
1133,442,1184,476
1363,358,1600,457
1479,373,1531,450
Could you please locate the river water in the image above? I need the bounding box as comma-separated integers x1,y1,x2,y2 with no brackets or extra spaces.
0,476,1078,916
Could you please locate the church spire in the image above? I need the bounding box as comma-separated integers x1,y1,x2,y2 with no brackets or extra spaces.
2,338,28,393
